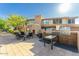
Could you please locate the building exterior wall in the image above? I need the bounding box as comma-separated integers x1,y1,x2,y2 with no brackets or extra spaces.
27,16,79,33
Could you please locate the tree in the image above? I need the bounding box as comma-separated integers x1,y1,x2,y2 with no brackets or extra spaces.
4,15,29,32
0,18,5,29
6,15,28,29
7,15,26,27
0,15,28,32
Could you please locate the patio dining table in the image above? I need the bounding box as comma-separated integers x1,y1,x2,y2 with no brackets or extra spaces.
43,35,56,50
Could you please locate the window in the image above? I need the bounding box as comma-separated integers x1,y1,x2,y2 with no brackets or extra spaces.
49,20,53,24
53,19,62,24
58,19,62,24
62,19,68,24
68,19,75,24
53,19,57,24
43,20,49,24
75,18,79,24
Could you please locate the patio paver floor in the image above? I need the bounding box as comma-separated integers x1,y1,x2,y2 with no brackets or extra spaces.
0,32,79,56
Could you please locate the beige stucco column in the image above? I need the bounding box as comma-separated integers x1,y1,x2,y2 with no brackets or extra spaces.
33,15,43,34
32,24,41,34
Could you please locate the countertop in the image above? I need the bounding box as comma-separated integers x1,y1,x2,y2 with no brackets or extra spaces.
52,30,79,33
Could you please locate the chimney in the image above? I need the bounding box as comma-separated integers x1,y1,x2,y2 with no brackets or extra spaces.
35,15,42,25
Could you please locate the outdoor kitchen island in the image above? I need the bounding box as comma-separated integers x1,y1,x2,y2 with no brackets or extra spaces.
51,30,79,52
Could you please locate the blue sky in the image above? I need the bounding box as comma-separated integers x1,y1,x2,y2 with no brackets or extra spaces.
0,3,79,19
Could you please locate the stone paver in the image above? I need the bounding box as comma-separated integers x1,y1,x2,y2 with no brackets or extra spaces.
0,32,79,56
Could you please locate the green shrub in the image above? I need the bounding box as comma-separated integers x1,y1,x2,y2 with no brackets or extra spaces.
8,29,14,33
